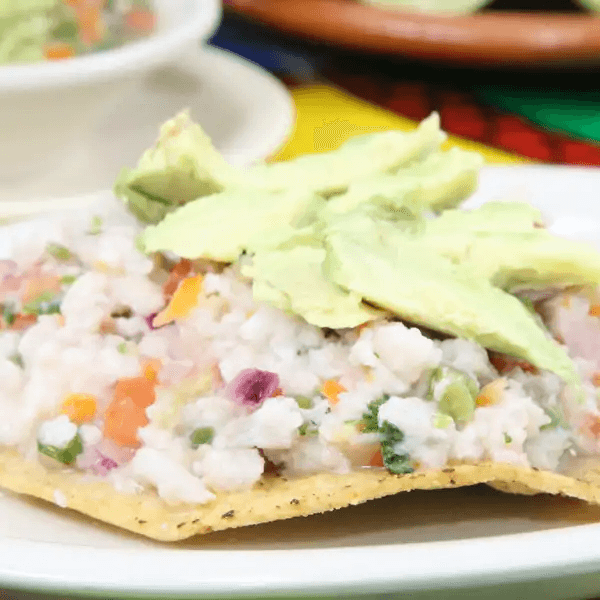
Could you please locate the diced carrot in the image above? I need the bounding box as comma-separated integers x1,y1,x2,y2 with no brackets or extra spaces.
103,396,148,449
321,379,347,405
103,376,157,448
125,9,157,32
75,5,104,45
152,274,203,328
589,304,600,317
592,372,600,387
44,43,75,61
142,358,161,383
61,393,97,424
583,414,600,438
162,259,192,299
113,376,156,409
369,449,384,467
476,378,506,407
270,387,284,398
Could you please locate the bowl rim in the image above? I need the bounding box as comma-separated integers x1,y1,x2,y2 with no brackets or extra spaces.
0,0,222,92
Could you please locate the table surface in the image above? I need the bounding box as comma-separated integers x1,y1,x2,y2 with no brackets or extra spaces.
210,10,600,166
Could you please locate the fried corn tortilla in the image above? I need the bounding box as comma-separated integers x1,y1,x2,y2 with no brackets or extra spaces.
2,449,600,542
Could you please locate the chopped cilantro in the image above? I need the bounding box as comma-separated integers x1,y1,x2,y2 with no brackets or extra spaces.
379,421,413,474
37,434,83,465
2,304,16,326
117,342,128,354
504,433,512,444
190,427,214,447
22,292,61,316
8,353,24,368
46,244,72,261
298,422,318,436
61,275,78,285
541,406,567,431
360,394,390,433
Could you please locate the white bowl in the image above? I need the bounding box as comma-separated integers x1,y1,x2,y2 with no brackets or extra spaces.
0,0,221,185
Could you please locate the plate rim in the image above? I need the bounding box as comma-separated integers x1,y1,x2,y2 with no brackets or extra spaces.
1,164,600,597
224,0,600,67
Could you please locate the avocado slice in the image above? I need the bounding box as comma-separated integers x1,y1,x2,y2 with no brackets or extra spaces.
323,216,577,382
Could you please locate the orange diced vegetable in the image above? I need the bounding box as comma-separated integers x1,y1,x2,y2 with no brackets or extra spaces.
153,274,204,328
44,43,75,61
369,449,384,467
61,393,97,424
162,259,192,299
583,414,600,438
126,9,156,32
142,359,161,383
476,378,506,407
321,379,347,405
8,314,38,331
75,5,104,45
103,396,148,449
113,376,156,409
103,376,157,448
589,304,600,317
22,275,62,304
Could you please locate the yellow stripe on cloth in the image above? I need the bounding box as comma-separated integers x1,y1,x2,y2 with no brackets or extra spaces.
271,85,529,164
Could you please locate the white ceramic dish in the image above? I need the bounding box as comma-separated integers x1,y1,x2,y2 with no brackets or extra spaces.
1,165,600,600
0,46,295,207
0,0,221,182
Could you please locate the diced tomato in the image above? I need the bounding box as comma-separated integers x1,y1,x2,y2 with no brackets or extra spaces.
488,352,538,375
369,449,384,467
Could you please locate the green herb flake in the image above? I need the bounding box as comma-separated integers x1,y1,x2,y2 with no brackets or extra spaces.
37,434,83,466
504,433,512,444
22,292,61,316
298,422,318,436
2,304,16,326
89,216,103,235
46,243,72,261
295,396,313,410
360,394,390,433
61,275,78,285
379,421,413,474
190,427,214,448
117,342,128,354
8,353,24,368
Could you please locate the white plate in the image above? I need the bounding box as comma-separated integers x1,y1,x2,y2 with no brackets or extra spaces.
0,46,294,204
2,165,600,600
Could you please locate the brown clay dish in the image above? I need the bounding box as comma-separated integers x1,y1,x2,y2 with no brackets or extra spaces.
224,0,600,67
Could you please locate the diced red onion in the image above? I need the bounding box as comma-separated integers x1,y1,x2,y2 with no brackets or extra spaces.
226,369,279,409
